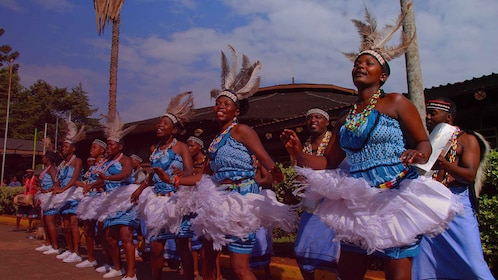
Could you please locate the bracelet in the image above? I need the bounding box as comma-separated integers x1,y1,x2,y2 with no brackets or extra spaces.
172,175,180,188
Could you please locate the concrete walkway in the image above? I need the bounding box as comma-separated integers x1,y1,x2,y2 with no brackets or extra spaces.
0,215,385,280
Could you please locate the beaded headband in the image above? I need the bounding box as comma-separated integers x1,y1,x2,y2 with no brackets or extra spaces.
187,136,204,148
87,157,96,161
217,90,238,104
92,139,107,149
426,100,452,113
130,154,143,162
163,113,179,124
306,108,330,121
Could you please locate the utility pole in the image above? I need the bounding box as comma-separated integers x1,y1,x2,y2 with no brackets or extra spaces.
1,57,14,185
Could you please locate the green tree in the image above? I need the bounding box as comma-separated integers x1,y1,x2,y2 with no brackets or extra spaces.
8,80,99,141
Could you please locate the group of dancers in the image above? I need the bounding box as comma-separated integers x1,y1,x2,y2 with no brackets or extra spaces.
27,5,495,280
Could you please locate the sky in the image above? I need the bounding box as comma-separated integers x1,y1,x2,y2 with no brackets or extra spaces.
0,0,497,123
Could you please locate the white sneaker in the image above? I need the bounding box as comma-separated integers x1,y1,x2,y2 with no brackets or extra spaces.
56,250,72,260
35,244,52,252
63,252,82,263
76,259,98,268
43,248,59,255
122,275,137,280
95,264,111,273
103,268,124,278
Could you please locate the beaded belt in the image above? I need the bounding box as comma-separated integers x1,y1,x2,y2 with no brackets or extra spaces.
220,178,255,192
157,192,172,197
378,168,410,189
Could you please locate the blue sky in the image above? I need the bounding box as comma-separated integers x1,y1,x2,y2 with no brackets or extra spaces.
1,0,497,123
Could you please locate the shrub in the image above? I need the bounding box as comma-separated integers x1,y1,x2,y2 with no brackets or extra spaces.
478,194,498,270
0,186,23,215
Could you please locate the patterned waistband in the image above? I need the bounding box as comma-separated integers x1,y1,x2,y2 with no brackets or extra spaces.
378,168,410,189
157,192,173,197
220,178,255,191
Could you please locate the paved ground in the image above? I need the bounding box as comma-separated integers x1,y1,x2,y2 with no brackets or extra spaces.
0,215,385,280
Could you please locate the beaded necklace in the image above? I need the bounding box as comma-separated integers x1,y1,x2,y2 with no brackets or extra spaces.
433,126,460,184
82,157,106,180
58,154,76,173
345,89,382,131
150,138,177,162
208,121,237,154
303,131,332,156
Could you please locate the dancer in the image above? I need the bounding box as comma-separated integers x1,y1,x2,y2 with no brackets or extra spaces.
131,92,196,280
14,169,39,232
281,5,462,280
34,151,62,254
172,46,293,280
293,108,340,280
96,113,139,280
130,154,147,184
52,118,85,263
412,97,495,279
186,136,209,278
75,139,108,269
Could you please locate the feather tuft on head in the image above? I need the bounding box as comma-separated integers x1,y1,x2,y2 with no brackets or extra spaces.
163,91,195,128
214,45,261,103
342,3,413,64
64,117,86,144
101,112,136,143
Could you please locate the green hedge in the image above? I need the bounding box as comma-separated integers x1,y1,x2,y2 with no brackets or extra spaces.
0,186,23,215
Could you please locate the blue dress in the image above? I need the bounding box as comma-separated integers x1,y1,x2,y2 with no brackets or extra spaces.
39,169,58,216
145,145,194,241
295,109,462,257
102,157,139,229
209,127,258,254
59,165,81,215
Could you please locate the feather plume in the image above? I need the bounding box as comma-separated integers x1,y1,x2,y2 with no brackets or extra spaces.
343,3,413,63
64,118,86,144
474,131,491,198
164,91,195,126
101,112,136,142
216,45,262,102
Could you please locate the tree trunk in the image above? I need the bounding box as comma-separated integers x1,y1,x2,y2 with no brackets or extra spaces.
108,15,120,120
400,0,426,129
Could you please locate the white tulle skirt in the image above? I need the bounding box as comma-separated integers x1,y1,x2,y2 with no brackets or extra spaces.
188,175,298,250
137,187,191,239
76,192,106,221
295,167,463,254
95,184,140,222
36,186,84,211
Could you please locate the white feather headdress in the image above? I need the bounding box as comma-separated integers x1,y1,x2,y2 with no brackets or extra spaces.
342,4,413,66
210,45,262,103
163,91,195,128
64,117,86,144
101,112,137,143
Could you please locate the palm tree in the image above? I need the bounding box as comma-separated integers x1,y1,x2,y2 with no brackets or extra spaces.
400,0,426,128
93,0,125,120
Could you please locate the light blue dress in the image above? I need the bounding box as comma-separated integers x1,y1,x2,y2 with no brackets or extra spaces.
147,145,194,241
58,165,81,215
209,126,258,254
102,158,139,229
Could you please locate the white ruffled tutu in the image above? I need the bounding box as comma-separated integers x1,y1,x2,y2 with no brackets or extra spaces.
95,184,140,222
189,175,297,250
137,187,193,238
76,192,106,220
36,186,84,211
295,167,463,254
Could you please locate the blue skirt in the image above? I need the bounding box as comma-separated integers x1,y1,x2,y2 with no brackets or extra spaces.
250,227,272,269
412,187,494,279
103,206,139,229
294,211,340,272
